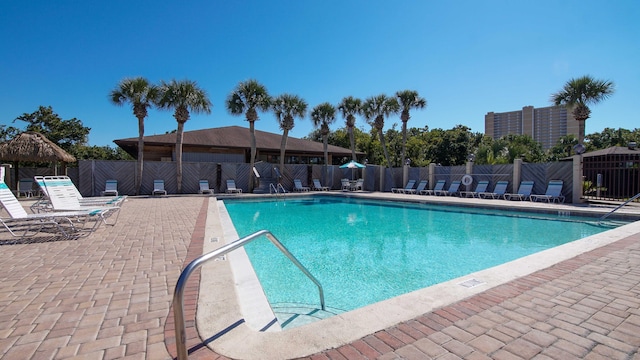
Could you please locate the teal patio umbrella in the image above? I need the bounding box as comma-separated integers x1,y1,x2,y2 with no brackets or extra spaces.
340,160,366,179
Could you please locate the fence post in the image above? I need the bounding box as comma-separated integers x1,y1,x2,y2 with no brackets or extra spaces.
428,163,436,190
572,154,583,204
513,158,522,192
465,160,473,191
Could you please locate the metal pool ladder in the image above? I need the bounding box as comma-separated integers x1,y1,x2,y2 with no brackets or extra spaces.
599,192,640,224
270,182,286,198
172,229,325,360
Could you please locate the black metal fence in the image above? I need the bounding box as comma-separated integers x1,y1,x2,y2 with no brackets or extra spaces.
583,153,640,201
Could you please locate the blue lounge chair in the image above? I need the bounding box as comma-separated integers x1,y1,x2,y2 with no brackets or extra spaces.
435,181,461,196
504,181,534,201
392,180,416,194
459,180,489,198
293,179,310,192
406,180,428,195
18,178,34,198
478,181,509,199
226,179,242,194
101,179,119,196
530,180,565,203
420,180,445,195
198,180,214,194
152,180,167,196
312,179,329,191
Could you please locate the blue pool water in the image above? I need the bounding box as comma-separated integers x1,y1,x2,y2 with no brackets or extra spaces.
224,196,616,314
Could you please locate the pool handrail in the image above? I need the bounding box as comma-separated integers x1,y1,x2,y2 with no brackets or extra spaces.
172,229,325,360
599,192,640,222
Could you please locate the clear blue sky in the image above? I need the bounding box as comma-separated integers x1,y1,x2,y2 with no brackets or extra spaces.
1,1,638,147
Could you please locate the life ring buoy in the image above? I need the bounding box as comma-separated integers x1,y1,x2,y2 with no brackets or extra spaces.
461,175,473,186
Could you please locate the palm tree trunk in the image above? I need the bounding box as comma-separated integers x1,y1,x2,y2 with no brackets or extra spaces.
279,129,289,181
379,128,395,187
323,135,329,184
249,121,256,193
401,120,408,167
176,122,184,193
136,116,144,196
578,120,585,145
349,126,356,161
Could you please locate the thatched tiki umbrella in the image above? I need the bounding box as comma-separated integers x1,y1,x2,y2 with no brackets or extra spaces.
0,132,76,190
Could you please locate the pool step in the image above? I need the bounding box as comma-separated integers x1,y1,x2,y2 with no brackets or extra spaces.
271,302,344,329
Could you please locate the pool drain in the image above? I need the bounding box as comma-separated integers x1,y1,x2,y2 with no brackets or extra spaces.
458,278,485,288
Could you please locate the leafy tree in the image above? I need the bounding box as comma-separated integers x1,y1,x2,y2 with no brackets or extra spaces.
109,77,159,195
396,90,427,167
383,125,404,167
362,95,399,175
311,102,336,182
585,127,640,151
0,125,20,143
272,94,307,177
551,75,615,144
13,106,90,154
474,133,549,164
226,79,271,192
157,79,212,193
548,134,579,160
75,145,134,161
424,126,474,166
337,96,362,161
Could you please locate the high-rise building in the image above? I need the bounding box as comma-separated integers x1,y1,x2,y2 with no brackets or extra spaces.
485,105,579,149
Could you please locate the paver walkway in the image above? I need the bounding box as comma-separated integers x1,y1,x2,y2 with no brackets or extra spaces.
1,196,639,359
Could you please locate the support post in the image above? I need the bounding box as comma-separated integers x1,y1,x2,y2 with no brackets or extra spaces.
428,163,436,190
572,154,583,204
513,158,522,193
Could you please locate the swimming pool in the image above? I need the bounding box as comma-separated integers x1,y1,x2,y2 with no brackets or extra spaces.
223,195,620,326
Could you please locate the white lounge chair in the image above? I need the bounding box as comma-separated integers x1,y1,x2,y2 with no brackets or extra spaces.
420,180,445,195
392,180,416,194
293,179,310,192
198,180,214,194
530,180,565,203
42,176,122,225
478,181,509,199
312,179,329,191
101,180,119,196
32,176,125,213
351,178,364,191
459,181,489,198
504,181,534,201
152,180,167,196
341,179,351,191
0,180,106,240
226,180,242,194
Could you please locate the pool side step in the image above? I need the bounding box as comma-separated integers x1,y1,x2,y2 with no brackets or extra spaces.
271,303,344,329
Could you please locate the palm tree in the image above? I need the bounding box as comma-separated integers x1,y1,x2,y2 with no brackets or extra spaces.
311,102,336,184
226,80,271,193
396,90,426,167
337,96,362,161
362,94,399,173
272,94,307,179
551,75,615,144
109,77,158,195
157,79,212,193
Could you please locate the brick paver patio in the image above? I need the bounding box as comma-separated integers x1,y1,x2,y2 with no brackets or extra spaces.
0,196,638,359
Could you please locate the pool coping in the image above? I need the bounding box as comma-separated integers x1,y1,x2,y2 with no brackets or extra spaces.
196,193,640,359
